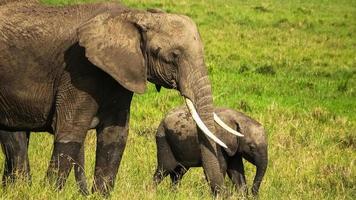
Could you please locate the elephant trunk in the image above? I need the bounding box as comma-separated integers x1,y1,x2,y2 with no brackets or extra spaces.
252,150,268,196
181,68,225,193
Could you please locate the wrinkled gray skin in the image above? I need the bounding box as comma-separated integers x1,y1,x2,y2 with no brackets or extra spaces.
0,1,223,196
154,107,268,196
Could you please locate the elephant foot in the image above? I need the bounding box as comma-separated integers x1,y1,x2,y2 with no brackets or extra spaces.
92,140,127,196
2,172,31,187
74,165,89,196
92,175,114,197
238,185,248,196
251,186,259,197
169,165,187,186
73,145,89,196
92,144,117,197
153,168,168,186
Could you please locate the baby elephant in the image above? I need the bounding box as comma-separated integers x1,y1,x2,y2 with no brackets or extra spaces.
153,107,268,196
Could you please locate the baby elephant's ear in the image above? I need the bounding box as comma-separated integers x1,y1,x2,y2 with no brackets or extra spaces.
77,13,146,94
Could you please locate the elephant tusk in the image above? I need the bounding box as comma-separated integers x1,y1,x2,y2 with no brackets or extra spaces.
214,113,244,137
185,98,228,148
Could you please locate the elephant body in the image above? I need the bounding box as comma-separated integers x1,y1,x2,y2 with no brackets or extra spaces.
0,1,125,130
1,2,134,194
0,1,226,195
154,107,268,196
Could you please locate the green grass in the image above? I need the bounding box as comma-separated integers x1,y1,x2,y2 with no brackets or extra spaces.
1,0,355,199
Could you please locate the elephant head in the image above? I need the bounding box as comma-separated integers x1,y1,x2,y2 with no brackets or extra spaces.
236,122,268,196
214,109,268,196
76,8,236,192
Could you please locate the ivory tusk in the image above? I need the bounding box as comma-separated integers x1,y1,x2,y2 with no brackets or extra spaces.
185,98,228,148
214,113,244,137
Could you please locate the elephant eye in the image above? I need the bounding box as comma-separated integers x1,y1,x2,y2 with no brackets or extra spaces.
168,49,181,63
171,49,180,59
250,144,256,151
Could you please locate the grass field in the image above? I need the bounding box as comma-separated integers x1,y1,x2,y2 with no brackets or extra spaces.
0,0,355,199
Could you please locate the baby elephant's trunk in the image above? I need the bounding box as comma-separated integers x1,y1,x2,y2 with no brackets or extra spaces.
252,149,268,196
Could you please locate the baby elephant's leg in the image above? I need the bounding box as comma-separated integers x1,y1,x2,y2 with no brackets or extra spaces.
154,124,178,185
227,155,248,194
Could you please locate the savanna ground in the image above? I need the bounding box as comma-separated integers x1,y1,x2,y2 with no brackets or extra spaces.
0,0,355,199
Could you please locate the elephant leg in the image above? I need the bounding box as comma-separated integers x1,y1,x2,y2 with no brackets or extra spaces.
169,165,188,186
47,140,86,191
73,144,89,195
227,155,247,194
154,123,179,185
92,108,131,196
0,130,31,186
46,87,97,191
92,122,128,195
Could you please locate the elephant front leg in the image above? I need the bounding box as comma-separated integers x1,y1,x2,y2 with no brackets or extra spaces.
0,131,31,185
92,110,130,196
47,141,85,190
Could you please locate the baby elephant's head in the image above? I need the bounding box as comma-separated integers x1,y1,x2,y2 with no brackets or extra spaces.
214,109,268,196
237,122,268,196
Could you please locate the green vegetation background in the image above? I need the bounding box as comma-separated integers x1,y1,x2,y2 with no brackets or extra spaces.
0,0,355,199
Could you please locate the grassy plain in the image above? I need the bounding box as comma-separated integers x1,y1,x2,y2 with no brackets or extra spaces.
0,0,355,199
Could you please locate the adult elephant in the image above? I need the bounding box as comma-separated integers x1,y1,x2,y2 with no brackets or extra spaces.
0,0,238,195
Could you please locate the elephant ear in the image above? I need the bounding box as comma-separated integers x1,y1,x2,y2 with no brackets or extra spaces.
215,114,239,156
219,129,239,157
77,13,146,94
